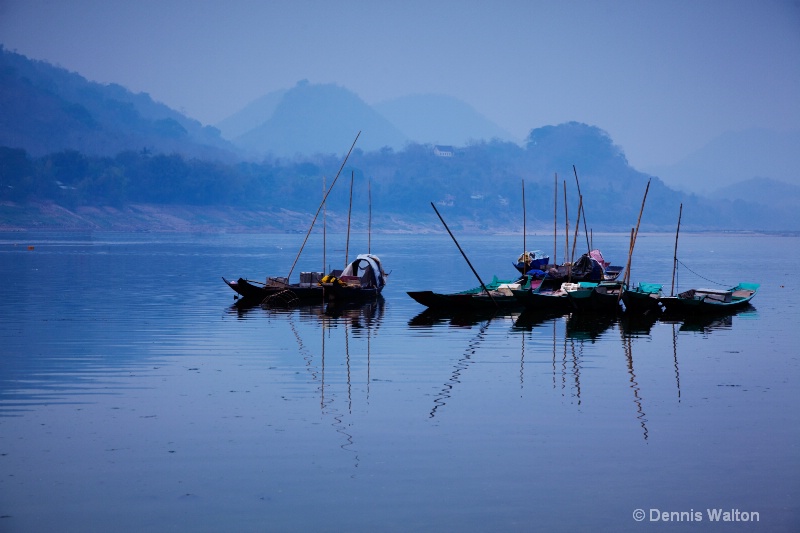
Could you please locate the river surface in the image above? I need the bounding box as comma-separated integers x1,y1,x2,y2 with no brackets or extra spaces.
1,231,798,532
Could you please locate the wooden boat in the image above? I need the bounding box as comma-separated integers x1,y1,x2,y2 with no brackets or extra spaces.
621,283,663,315
222,133,360,307
561,281,599,311
415,200,547,312
512,281,576,313
538,250,623,287
408,275,541,310
513,250,550,274
566,281,625,313
223,273,324,304
659,283,759,315
321,254,388,303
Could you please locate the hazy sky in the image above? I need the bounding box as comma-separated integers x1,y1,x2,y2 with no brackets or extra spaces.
1,0,799,168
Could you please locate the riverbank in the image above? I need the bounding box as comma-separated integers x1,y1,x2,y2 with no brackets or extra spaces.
0,201,447,234
2,201,793,235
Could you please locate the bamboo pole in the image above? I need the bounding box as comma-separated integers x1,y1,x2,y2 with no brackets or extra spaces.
368,179,372,254
553,173,558,265
570,195,582,264
430,202,497,307
344,171,354,268
625,227,635,285
573,165,590,253
287,131,360,281
569,195,583,282
563,180,569,265
671,203,683,296
623,179,651,287
618,227,635,302
522,179,527,275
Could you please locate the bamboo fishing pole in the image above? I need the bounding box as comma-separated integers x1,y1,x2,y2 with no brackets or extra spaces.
522,179,527,275
671,203,683,296
286,131,360,281
618,227,635,302
569,195,583,283
430,202,497,307
623,179,651,287
624,227,635,287
563,180,569,265
344,171,354,268
553,173,558,265
368,179,372,254
573,165,590,254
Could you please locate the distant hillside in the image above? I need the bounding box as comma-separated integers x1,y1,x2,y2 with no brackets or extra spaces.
2,48,797,232
644,128,800,194
215,88,286,141
372,93,515,146
234,81,408,156
3,120,798,232
0,46,238,161
219,86,513,156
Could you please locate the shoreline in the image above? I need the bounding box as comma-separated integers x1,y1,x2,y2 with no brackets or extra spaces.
1,202,795,236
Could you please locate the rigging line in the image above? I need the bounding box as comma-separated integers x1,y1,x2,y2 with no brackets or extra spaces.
676,259,728,287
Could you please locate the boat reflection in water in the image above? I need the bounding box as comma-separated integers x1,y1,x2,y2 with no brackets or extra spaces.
231,296,753,445
408,307,520,328
565,312,616,342
664,304,757,334
426,307,753,440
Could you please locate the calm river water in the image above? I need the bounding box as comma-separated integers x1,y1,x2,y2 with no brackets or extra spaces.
1,230,798,532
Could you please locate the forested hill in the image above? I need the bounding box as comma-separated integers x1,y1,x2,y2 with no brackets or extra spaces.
3,124,796,232
1,47,796,232
0,46,237,160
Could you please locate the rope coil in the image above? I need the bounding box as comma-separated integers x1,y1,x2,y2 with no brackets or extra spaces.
261,289,300,309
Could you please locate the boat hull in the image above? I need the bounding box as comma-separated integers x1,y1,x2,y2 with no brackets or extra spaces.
512,289,575,313
621,284,663,315
323,282,382,303
223,277,324,304
659,283,759,316
407,290,521,310
565,282,625,314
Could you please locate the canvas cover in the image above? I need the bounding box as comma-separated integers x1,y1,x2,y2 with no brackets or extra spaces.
588,249,610,269
341,254,386,289
570,253,604,280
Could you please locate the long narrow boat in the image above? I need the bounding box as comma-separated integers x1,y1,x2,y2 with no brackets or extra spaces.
223,274,324,304
621,283,663,315
512,281,576,313
566,280,626,313
408,274,540,310
222,133,360,307
659,283,759,315
562,281,600,311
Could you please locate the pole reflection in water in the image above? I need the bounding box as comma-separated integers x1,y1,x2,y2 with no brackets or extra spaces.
509,308,751,441
672,322,681,402
262,299,385,474
232,297,753,450
429,316,493,419
620,325,649,441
